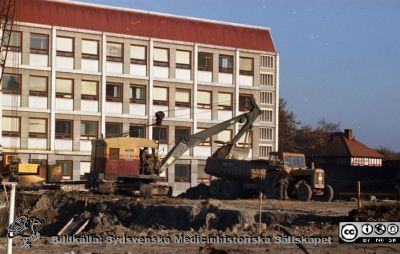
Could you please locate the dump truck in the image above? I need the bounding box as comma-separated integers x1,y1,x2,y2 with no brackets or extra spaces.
205,152,334,201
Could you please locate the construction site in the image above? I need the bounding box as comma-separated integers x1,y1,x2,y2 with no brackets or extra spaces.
1,0,400,253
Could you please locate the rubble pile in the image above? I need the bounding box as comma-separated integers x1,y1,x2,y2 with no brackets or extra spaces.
348,202,400,221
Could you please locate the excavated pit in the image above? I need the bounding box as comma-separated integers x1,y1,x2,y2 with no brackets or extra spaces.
0,191,354,238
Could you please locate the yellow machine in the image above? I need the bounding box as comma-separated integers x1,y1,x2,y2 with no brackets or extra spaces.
1,153,44,185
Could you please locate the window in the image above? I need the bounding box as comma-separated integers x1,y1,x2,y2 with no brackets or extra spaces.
106,83,122,102
176,50,191,69
175,89,190,107
28,118,47,138
56,37,73,57
153,48,169,67
216,130,232,145
261,55,274,68
240,57,253,75
56,120,72,139
80,121,98,140
56,160,73,180
196,128,211,146
80,161,91,177
106,122,122,138
260,128,273,141
153,87,168,106
175,127,190,144
29,76,47,96
2,116,20,137
219,55,233,73
82,39,99,59
198,52,212,71
7,31,21,52
197,163,211,183
197,91,212,109
30,33,48,54
260,73,274,86
260,92,273,105
218,92,232,110
239,94,253,111
175,164,191,182
129,125,145,138
130,45,146,64
106,42,123,62
260,110,273,122
56,78,73,98
81,80,98,100
130,85,146,104
259,145,273,158
152,126,168,144
2,74,20,94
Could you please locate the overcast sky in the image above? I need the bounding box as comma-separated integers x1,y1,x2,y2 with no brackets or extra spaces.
76,0,400,151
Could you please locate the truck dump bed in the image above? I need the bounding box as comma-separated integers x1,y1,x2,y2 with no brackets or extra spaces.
204,157,269,181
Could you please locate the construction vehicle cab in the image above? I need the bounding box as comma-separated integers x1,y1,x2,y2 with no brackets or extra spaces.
268,152,333,201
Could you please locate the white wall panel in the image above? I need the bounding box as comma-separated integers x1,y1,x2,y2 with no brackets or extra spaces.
129,103,146,116
153,66,169,78
1,137,20,148
81,100,98,112
195,146,211,157
218,110,232,120
28,138,47,149
175,69,191,80
30,54,48,67
175,107,190,119
5,52,21,66
159,144,168,156
55,139,73,151
2,94,20,107
218,73,233,84
153,105,168,117
198,71,212,83
81,59,99,72
106,62,123,74
130,64,147,76
55,98,73,111
80,140,92,151
56,56,74,69
105,101,122,114
29,96,47,109
239,75,253,86
197,109,212,121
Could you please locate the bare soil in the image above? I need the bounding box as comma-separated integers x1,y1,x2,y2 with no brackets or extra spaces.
0,191,399,253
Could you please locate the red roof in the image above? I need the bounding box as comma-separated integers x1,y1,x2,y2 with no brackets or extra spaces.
15,0,276,52
314,131,384,159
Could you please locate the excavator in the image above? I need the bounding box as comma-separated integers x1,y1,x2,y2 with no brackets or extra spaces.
85,98,262,196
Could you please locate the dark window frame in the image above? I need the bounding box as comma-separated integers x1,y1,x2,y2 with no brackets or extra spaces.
175,50,191,69
28,117,48,138
175,164,191,183
175,88,191,108
197,163,211,183
175,126,191,144
130,44,147,65
130,85,146,104
106,82,123,102
55,78,74,99
239,57,254,76
198,52,213,71
106,42,123,62
7,31,22,52
153,86,168,106
239,94,253,112
105,122,123,138
80,121,98,140
82,39,99,60
218,92,233,111
29,75,48,97
56,160,73,180
2,116,20,137
2,73,21,95
219,54,234,73
56,36,74,57
55,119,73,139
129,124,146,138
30,33,49,55
152,125,168,144
81,80,99,100
153,47,169,67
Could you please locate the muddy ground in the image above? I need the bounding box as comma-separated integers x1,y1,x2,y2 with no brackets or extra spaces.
0,190,399,253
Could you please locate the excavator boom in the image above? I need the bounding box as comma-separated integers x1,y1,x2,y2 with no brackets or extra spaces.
159,98,261,173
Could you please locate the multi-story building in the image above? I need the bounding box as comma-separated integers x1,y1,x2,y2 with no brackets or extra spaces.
0,0,278,194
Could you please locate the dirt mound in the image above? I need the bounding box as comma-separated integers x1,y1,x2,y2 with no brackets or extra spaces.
178,183,210,199
348,202,400,221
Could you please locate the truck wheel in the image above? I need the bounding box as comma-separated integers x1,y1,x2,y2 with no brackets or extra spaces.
296,182,312,201
221,180,240,199
210,179,222,198
321,184,334,202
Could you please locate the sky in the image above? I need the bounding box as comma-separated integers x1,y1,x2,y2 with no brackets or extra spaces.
76,0,400,151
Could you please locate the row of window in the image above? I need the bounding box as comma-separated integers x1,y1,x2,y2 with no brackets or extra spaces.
7,31,274,74
2,116,257,147
1,74,273,109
